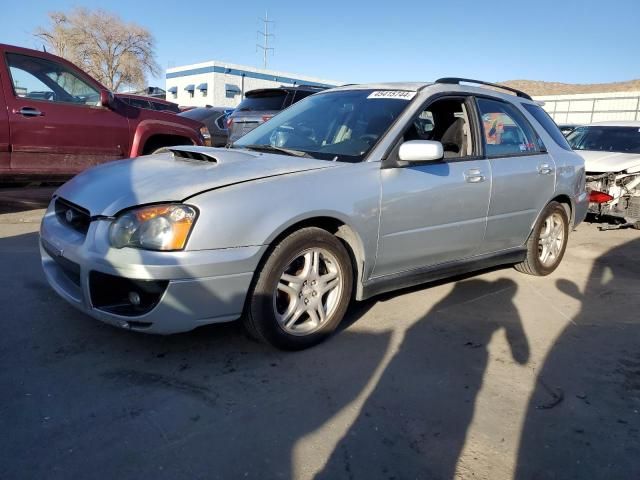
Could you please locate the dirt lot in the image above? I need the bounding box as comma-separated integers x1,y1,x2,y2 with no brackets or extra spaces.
1,189,639,480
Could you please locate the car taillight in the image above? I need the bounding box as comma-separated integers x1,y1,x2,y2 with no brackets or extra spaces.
226,117,233,129
261,114,274,123
589,190,614,203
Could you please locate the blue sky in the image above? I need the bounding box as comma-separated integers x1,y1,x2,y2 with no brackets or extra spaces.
2,0,639,87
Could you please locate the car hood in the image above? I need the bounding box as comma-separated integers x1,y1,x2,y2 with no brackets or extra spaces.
577,150,640,173
55,146,339,216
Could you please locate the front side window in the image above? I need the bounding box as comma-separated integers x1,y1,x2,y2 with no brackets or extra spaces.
403,97,475,158
477,98,542,157
566,126,640,154
7,53,100,106
234,89,413,162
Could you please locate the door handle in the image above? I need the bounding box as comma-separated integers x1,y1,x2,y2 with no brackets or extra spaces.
538,163,553,175
13,107,44,117
464,168,486,183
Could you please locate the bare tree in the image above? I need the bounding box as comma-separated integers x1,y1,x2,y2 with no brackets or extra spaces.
35,8,160,91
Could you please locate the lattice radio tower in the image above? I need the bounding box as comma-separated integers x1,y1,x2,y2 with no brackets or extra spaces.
256,12,274,69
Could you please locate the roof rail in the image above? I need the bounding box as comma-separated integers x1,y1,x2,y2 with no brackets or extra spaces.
435,77,532,100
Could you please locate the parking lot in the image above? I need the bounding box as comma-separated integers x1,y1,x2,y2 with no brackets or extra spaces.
1,189,639,480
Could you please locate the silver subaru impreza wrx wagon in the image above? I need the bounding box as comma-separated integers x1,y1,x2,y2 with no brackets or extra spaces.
40,78,588,350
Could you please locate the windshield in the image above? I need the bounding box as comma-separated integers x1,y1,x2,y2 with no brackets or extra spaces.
233,89,413,162
567,126,640,153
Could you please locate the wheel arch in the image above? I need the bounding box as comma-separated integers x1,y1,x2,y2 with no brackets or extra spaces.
260,215,368,301
551,194,574,227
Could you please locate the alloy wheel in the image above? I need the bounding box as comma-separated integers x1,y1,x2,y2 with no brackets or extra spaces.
273,248,343,336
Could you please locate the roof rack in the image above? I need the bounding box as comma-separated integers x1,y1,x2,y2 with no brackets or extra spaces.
435,77,532,101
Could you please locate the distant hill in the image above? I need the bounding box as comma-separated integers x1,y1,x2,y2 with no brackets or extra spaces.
500,79,640,96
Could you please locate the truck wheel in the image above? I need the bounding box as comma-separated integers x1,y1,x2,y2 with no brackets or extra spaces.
243,227,353,350
151,147,171,154
515,201,569,276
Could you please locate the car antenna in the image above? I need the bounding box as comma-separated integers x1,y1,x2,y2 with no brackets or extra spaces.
42,45,47,53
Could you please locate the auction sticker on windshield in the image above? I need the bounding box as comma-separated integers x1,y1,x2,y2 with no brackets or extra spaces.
367,91,416,100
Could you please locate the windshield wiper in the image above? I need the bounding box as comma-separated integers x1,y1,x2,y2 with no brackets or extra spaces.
240,144,314,158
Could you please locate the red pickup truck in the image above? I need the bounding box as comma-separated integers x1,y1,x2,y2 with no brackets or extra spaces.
0,43,206,182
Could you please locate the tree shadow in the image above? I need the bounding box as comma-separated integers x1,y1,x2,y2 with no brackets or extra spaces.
515,238,640,479
317,277,529,479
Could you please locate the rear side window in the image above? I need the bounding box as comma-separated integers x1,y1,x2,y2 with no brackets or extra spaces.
127,98,152,109
476,98,542,157
292,90,316,103
153,102,180,113
522,103,572,151
236,91,288,112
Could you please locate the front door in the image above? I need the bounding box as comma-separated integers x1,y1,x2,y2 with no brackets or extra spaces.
1,49,130,176
374,96,491,277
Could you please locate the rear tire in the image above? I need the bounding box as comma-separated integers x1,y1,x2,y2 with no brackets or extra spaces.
515,201,569,276
243,227,353,350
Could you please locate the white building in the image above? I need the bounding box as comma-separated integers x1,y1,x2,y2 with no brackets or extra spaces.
165,61,341,108
534,91,640,124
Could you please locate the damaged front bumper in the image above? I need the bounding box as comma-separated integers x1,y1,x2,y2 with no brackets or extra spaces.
586,171,640,223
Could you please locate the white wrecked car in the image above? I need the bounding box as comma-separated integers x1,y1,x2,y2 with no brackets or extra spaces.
567,122,640,228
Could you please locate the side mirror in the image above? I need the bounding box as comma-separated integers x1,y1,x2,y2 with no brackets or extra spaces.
100,90,115,109
398,140,444,163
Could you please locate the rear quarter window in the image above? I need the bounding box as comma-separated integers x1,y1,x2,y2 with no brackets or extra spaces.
522,103,572,151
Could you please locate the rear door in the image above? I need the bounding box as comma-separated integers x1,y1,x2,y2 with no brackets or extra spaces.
475,96,556,253
1,48,130,176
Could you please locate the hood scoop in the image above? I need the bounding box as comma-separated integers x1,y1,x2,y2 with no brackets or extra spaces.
169,147,218,163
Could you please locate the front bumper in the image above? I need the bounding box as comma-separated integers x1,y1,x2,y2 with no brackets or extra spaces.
40,202,265,334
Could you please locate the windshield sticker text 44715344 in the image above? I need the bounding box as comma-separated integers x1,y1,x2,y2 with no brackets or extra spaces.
367,91,416,100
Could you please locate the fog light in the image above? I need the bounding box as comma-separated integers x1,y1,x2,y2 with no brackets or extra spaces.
128,291,141,306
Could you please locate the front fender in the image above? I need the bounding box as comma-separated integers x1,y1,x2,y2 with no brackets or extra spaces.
185,161,382,280
130,119,202,156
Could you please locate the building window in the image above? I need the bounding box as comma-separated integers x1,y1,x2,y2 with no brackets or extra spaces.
184,84,195,98
168,86,177,98
225,83,241,98
197,83,208,97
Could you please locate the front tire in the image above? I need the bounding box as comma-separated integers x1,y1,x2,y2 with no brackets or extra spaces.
515,201,569,276
243,227,353,350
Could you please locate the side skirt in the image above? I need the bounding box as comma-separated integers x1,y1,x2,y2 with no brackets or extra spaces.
360,248,526,300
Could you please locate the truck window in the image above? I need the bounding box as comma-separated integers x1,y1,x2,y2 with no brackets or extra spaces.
6,53,100,106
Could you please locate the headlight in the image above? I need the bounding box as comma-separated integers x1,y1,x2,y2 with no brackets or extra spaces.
109,204,198,251
199,126,211,146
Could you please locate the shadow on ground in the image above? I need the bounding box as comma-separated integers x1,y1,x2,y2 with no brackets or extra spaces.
0,186,57,214
1,227,639,479
515,237,640,479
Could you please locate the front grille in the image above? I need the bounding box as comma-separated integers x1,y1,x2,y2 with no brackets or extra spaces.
55,198,91,234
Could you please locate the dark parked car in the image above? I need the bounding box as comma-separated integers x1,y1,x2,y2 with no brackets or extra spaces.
116,93,181,113
179,106,231,146
227,85,327,142
559,124,579,136
0,43,206,182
